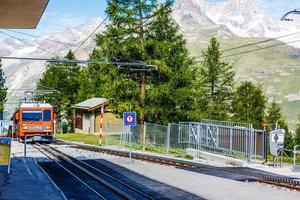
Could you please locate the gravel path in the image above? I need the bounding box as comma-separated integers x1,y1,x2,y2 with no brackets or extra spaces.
53,144,300,200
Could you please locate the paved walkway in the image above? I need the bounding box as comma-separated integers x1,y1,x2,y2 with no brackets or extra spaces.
0,157,65,200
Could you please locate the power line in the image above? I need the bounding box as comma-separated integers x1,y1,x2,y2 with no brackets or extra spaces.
0,31,59,57
6,30,94,51
0,56,153,67
222,31,300,52
221,38,300,58
6,30,75,47
73,16,109,53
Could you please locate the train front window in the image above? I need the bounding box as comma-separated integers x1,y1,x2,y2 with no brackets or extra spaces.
22,110,42,122
43,110,51,121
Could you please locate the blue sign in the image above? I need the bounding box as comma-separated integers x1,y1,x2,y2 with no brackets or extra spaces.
123,112,137,126
0,138,11,145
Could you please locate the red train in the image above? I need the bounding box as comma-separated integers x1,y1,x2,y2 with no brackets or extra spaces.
13,102,56,142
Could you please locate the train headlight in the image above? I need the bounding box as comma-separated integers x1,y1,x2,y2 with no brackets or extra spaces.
45,126,51,130
23,126,28,130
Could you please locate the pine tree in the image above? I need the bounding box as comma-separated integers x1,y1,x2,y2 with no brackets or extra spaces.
232,81,266,129
0,59,7,120
144,0,196,123
266,99,289,132
295,116,300,145
37,50,81,130
265,98,294,152
199,37,235,120
85,0,196,124
86,0,157,122
295,129,300,146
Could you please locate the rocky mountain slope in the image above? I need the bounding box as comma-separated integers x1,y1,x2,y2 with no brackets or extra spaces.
1,0,300,129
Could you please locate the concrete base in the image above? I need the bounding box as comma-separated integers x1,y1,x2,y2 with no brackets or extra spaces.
292,165,300,172
0,157,65,200
186,148,247,166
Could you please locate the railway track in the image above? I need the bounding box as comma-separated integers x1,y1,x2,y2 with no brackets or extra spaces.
56,140,300,191
33,143,156,200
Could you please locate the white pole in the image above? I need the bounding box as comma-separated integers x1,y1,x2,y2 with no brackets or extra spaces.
99,104,104,145
129,126,132,163
8,138,12,174
53,119,56,138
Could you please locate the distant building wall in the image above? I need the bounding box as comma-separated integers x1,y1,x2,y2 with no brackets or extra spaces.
75,110,121,134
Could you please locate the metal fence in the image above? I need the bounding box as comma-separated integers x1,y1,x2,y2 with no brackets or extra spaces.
178,120,266,161
0,120,13,136
103,120,266,162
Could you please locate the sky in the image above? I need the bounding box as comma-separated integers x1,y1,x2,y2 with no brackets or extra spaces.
1,0,300,39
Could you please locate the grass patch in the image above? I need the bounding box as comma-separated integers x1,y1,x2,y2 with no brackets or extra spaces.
56,133,102,146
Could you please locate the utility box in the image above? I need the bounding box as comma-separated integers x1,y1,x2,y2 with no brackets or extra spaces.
269,129,285,156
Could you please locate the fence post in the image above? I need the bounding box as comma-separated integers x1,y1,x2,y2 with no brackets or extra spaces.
167,123,171,154
247,124,254,162
197,123,201,160
143,122,147,151
230,128,233,151
264,129,268,163
105,123,108,146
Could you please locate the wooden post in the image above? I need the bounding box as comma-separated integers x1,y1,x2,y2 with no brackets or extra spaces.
99,104,104,145
140,71,145,148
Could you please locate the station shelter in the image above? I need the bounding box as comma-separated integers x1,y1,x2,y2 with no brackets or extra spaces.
73,98,122,134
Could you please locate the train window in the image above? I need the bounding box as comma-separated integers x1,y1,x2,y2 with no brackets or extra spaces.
22,110,42,121
44,110,51,121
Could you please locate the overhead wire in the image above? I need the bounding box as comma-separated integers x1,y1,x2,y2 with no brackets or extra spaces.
0,56,151,67
222,31,300,52
0,31,59,57
5,30,94,51
73,16,109,53
221,38,300,58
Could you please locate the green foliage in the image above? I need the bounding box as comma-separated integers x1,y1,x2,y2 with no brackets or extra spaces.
284,131,295,154
37,50,81,129
198,37,235,120
232,81,266,129
0,59,7,120
265,99,294,152
295,116,300,145
81,0,195,124
266,98,289,133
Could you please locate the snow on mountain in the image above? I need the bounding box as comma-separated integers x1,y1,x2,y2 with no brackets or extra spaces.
174,0,300,48
203,0,282,37
2,0,300,118
1,18,104,117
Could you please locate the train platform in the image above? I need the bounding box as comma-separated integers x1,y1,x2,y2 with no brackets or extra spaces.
54,143,300,200
0,142,65,200
60,139,300,179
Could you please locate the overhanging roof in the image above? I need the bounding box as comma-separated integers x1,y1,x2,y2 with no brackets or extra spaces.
73,98,108,111
0,0,49,29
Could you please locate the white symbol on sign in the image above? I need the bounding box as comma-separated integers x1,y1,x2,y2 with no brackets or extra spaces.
126,116,133,123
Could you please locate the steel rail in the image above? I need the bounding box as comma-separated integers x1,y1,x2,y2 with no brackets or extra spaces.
45,144,155,200
59,141,300,191
33,144,107,200
37,143,154,200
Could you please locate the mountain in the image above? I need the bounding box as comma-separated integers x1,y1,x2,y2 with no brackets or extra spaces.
174,0,300,130
1,17,104,117
1,0,300,130
179,0,300,48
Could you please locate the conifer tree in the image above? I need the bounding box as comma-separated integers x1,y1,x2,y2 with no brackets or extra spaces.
232,81,266,128
86,0,196,124
145,0,195,123
295,117,300,145
266,99,288,132
37,50,80,130
199,37,235,120
0,59,7,120
87,0,157,123
265,98,294,152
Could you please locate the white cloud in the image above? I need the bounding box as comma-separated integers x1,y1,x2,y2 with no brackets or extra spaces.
34,11,90,36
